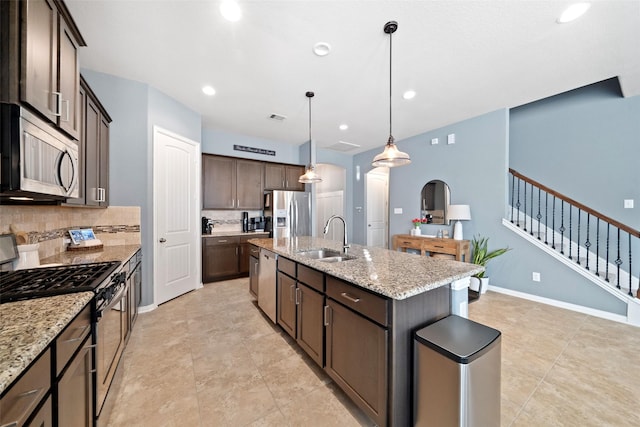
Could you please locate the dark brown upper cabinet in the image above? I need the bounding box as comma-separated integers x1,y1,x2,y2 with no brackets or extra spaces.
0,0,86,140
264,163,306,191
202,155,264,209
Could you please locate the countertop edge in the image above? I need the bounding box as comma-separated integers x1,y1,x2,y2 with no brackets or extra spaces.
248,237,483,300
0,292,94,395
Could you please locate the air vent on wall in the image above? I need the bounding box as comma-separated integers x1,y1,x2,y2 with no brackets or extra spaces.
327,140,361,152
268,113,287,121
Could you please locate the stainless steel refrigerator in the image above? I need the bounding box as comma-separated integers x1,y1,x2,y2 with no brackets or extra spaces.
264,190,311,239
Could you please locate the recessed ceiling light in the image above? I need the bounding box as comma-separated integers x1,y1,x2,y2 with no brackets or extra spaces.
557,2,591,23
339,124,349,131
220,0,242,22
403,90,416,100
202,85,216,96
313,42,331,56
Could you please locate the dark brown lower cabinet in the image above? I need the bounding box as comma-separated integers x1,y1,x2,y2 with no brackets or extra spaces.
296,283,324,366
325,299,388,427
202,237,240,282
57,336,93,427
29,395,53,427
276,271,297,337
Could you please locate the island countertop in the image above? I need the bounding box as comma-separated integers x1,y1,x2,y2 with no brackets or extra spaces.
0,292,94,395
248,237,483,300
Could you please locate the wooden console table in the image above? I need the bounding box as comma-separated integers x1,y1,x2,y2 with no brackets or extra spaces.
392,234,470,262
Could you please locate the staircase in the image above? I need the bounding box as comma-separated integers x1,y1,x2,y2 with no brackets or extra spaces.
504,169,640,326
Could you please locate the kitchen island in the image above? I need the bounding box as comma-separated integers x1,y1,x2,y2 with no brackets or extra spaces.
248,237,482,427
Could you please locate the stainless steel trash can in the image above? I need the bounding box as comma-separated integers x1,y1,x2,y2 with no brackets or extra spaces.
414,315,501,427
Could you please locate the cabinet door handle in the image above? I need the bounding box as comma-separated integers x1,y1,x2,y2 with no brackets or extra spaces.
289,284,295,302
218,239,228,243
295,287,301,305
2,387,44,427
53,91,62,116
62,324,91,343
323,305,330,326
340,292,361,303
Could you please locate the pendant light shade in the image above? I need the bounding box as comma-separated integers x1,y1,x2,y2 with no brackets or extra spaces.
372,21,411,168
299,91,323,184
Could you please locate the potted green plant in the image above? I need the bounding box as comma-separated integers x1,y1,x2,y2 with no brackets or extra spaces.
470,235,510,293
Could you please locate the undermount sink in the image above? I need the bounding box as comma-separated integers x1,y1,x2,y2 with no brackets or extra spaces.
296,248,356,262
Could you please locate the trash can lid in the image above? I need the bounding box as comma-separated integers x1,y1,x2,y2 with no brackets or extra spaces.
415,315,501,364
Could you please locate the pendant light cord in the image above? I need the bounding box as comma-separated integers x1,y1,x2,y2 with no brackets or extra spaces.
389,28,393,140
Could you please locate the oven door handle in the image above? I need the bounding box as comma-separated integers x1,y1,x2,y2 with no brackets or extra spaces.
97,285,127,316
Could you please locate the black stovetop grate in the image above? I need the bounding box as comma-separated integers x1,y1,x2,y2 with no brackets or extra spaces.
0,261,121,303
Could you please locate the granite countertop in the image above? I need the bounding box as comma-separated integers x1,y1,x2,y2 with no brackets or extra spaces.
40,244,141,266
202,230,269,238
0,292,94,394
248,237,483,300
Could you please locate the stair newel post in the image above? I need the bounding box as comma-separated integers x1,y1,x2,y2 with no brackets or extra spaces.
576,209,581,265
585,213,591,270
510,173,515,223
605,223,610,282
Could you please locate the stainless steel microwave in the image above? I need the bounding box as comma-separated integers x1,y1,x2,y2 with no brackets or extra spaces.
0,103,79,202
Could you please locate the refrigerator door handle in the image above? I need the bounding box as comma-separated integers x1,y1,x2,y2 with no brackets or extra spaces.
294,199,299,237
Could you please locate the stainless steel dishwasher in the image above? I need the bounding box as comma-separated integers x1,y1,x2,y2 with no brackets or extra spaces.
258,248,277,323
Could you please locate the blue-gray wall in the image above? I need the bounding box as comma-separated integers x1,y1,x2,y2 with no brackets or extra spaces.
201,129,299,164
82,70,202,307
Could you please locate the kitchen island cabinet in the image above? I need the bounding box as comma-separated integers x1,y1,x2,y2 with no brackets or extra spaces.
248,236,482,427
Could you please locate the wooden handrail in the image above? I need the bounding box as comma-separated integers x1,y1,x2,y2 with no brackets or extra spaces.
509,168,640,238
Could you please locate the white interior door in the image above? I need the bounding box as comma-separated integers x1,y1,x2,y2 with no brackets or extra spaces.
366,168,389,248
316,191,344,241
153,126,200,305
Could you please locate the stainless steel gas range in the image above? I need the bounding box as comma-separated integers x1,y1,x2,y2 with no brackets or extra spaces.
0,260,131,426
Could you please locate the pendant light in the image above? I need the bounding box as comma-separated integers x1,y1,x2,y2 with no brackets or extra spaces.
372,21,411,168
298,91,323,183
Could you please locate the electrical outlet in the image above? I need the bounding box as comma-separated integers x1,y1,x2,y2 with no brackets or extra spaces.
532,272,541,282
394,208,403,214
624,199,634,209
431,138,438,145
447,133,455,144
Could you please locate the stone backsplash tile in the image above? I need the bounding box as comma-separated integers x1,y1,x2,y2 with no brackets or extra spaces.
0,205,141,259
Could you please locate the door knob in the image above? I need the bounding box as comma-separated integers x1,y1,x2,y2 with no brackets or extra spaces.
159,238,166,243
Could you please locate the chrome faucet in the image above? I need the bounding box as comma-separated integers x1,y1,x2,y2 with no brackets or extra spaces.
323,215,350,253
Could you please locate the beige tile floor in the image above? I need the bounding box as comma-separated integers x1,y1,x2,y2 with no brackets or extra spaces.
107,278,640,426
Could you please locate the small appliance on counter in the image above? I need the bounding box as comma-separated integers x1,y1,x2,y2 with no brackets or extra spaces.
242,212,249,232
248,216,266,232
202,216,214,234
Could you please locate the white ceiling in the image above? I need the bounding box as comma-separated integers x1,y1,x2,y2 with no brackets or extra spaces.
66,0,640,155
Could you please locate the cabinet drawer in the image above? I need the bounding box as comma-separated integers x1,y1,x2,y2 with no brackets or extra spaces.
326,276,388,327
278,257,296,278
396,237,422,250
421,239,456,255
0,349,51,427
204,236,240,246
249,244,260,258
298,264,324,292
56,304,91,376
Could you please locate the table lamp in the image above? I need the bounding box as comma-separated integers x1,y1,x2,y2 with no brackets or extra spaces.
447,204,471,240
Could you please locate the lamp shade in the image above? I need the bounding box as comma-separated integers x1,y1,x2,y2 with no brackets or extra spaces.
447,204,471,221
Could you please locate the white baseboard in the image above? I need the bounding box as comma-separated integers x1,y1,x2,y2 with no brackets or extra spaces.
137,303,157,313
487,285,629,325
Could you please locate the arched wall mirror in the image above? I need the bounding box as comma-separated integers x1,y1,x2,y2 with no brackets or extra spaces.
420,180,451,225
